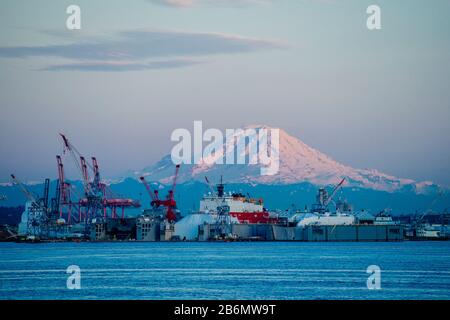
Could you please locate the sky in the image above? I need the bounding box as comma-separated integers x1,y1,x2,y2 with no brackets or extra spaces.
0,0,449,185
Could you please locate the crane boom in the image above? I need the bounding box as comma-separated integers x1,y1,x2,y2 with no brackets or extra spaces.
59,133,93,196
91,157,99,178
139,165,180,222
139,176,158,202
324,178,346,206
419,190,444,222
165,164,180,222
80,156,90,184
10,174,39,205
170,164,181,199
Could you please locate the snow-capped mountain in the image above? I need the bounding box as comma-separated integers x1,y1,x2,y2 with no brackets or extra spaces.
134,125,436,194
1,125,445,212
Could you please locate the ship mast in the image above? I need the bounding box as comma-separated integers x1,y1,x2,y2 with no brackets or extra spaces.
217,175,224,198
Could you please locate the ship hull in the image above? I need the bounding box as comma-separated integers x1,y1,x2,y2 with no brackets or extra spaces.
229,211,279,224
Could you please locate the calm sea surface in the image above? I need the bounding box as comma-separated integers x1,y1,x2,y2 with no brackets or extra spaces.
0,241,449,300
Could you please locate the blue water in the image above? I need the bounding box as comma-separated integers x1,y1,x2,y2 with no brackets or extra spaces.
0,241,449,300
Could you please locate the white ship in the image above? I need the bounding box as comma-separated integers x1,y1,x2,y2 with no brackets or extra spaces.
373,209,397,225
292,178,358,226
295,211,355,227
416,224,449,239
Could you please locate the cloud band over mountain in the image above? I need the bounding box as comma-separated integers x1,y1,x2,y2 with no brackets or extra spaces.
42,59,201,72
0,29,282,72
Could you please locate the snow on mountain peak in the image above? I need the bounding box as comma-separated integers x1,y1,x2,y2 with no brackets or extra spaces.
136,125,434,193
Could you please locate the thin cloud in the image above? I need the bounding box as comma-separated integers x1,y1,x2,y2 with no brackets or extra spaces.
0,29,283,72
0,30,281,60
43,59,201,72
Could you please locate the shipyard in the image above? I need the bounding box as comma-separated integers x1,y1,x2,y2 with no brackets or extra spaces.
1,0,450,306
1,133,448,244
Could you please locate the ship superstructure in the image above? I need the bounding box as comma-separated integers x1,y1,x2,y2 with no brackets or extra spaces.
199,176,280,224
374,209,397,225
292,178,357,226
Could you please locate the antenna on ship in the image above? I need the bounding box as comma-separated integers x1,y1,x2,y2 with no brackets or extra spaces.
217,175,225,198
204,176,215,195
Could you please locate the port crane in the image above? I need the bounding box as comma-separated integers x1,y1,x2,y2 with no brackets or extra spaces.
417,190,445,224
140,176,161,208
56,155,76,222
140,164,180,222
58,133,140,223
10,174,40,206
10,174,51,237
313,177,346,213
60,134,105,199
324,178,346,207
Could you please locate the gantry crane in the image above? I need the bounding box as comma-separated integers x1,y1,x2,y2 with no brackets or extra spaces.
10,174,51,237
58,133,140,223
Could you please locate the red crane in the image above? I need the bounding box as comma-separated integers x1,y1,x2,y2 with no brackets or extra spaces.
60,133,92,197
140,176,160,207
140,164,180,222
91,157,102,192
56,155,74,222
58,133,140,221
79,155,140,219
165,164,180,222
80,156,90,186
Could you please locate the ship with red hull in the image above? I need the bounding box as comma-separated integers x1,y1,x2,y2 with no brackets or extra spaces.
200,177,280,224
